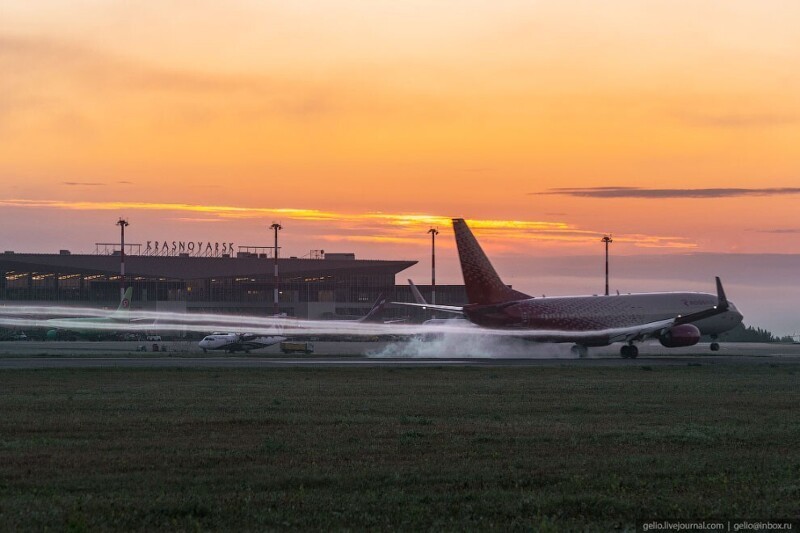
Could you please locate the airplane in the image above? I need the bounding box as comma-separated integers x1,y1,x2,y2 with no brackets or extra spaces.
332,292,395,323
321,292,403,324
45,287,153,340
407,279,476,330
408,279,428,306
351,293,389,323
198,332,287,354
396,219,743,358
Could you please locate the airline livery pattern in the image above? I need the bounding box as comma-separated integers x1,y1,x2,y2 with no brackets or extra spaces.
453,220,530,305
468,293,722,331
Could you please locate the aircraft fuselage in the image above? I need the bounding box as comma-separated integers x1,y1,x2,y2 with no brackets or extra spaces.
464,291,742,335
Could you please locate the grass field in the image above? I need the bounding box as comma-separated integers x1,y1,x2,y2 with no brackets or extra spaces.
0,364,798,531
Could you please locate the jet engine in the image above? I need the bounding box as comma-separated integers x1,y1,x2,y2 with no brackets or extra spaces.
659,324,701,347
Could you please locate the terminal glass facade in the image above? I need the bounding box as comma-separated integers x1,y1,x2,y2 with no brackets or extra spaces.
0,254,436,319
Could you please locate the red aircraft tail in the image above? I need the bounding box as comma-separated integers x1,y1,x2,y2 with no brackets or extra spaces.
452,218,530,305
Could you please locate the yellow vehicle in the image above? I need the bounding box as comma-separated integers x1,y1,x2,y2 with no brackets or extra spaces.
280,341,314,355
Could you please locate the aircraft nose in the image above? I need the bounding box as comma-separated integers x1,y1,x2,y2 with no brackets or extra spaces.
727,303,743,325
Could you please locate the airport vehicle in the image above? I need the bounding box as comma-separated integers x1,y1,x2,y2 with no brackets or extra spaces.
280,341,314,354
45,288,153,340
198,333,287,353
396,219,743,358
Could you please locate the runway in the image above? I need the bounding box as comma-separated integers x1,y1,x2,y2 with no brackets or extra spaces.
1,355,800,369
1,340,799,368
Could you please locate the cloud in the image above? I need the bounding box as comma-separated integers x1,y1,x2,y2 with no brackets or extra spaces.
0,35,336,131
169,217,230,223
0,36,251,94
0,34,449,131
62,182,105,186
0,198,696,250
537,187,800,199
679,112,798,128
753,228,800,234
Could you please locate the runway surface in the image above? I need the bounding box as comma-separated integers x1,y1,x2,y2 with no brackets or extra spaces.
1,340,799,368
1,355,800,369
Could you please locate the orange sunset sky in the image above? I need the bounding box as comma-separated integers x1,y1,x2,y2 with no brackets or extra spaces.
1,1,800,331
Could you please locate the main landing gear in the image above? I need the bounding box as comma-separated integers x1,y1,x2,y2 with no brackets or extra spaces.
570,344,588,358
709,334,720,351
620,344,639,359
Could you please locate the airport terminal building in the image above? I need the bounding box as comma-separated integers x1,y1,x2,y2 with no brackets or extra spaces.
0,244,466,320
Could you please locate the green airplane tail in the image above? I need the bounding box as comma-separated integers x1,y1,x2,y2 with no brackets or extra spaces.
113,287,133,316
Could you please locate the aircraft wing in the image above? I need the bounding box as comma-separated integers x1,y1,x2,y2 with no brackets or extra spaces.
673,276,729,325
240,334,286,348
390,301,465,316
122,317,158,324
513,318,677,346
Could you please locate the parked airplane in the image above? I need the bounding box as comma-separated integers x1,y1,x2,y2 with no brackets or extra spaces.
397,219,743,358
198,332,287,353
407,279,475,329
45,287,153,340
348,293,390,323
408,279,428,306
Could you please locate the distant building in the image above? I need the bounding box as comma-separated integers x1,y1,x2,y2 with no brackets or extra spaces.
0,249,430,319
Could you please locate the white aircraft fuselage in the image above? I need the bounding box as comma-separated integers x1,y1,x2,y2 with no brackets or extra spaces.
465,291,742,345
198,333,286,353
